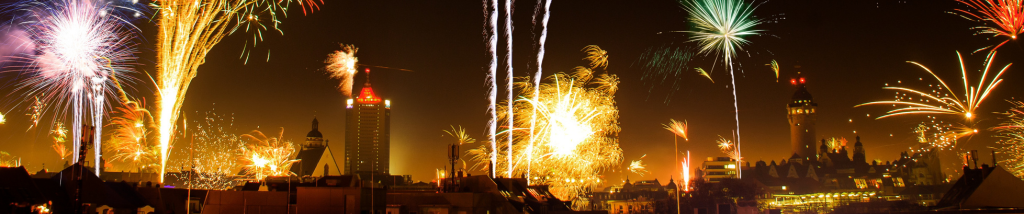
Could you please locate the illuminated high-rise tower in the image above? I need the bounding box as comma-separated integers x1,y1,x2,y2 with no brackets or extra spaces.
787,75,817,160
345,68,391,176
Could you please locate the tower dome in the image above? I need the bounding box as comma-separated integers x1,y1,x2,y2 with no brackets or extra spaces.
305,117,325,148
307,117,323,138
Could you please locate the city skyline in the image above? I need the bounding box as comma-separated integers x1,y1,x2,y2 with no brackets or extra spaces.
1,0,1023,184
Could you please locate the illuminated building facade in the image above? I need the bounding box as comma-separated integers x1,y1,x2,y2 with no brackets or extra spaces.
345,69,392,177
787,75,817,161
699,157,738,183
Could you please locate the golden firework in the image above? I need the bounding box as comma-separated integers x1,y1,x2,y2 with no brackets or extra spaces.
470,46,622,207
857,51,1010,121
238,128,298,180
152,0,319,183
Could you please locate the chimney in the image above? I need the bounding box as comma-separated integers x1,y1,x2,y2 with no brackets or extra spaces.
992,150,998,167
970,150,979,169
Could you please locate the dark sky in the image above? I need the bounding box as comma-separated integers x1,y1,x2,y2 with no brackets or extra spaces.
2,0,1023,184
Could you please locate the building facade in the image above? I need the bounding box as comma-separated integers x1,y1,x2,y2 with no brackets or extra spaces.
787,75,817,161
345,69,392,177
700,157,738,183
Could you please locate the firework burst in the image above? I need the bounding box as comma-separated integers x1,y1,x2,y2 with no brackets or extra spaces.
628,154,649,177
913,117,978,150
152,0,319,183
50,122,71,160
238,128,298,180
677,0,764,178
716,135,734,152
636,44,696,103
992,100,1024,178
470,46,622,207
856,51,1010,121
954,0,1024,52
664,119,689,141
7,0,140,173
105,104,158,172
0,151,20,167
325,44,359,97
767,60,780,82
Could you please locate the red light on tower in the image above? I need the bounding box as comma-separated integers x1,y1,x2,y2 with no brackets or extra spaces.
799,77,806,84
790,79,797,85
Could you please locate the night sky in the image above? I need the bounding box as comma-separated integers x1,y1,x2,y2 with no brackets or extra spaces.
2,0,1023,184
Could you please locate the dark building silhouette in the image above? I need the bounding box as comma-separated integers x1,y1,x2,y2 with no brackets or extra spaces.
291,117,341,178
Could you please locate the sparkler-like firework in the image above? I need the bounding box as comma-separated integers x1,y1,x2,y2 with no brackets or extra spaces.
11,0,140,175
678,0,764,178
325,44,359,97
152,0,320,183
856,51,1010,121
238,128,298,180
172,110,243,189
992,100,1024,178
954,0,1024,52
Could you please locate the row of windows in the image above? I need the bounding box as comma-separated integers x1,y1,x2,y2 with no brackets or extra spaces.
791,108,816,114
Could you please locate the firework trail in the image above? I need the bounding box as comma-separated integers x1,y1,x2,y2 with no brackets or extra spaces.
0,111,5,125
152,0,319,183
696,68,713,83
26,96,44,131
992,100,1024,178
767,60,780,82
628,154,649,177
325,44,359,97
856,51,1010,121
663,119,687,194
483,0,499,178
528,0,552,183
636,44,696,103
505,0,515,179
953,0,1024,52
678,0,764,178
8,0,141,173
